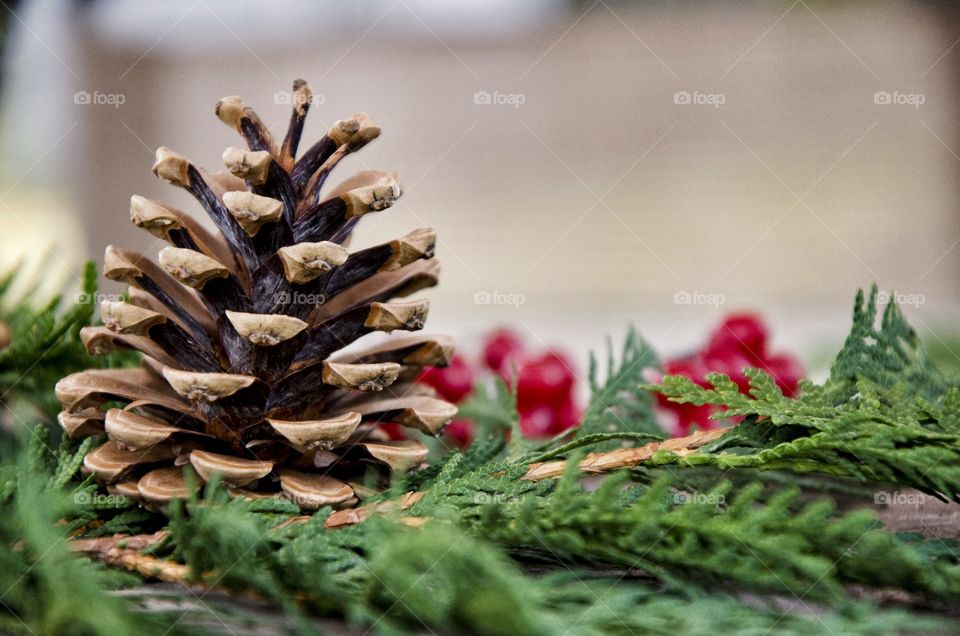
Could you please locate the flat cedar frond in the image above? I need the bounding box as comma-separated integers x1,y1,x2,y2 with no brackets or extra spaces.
647,287,960,500
0,429,177,635
575,325,662,439
155,483,949,635
0,261,131,421
415,465,960,603
32,279,960,632
827,285,949,403
457,377,519,434
400,430,507,492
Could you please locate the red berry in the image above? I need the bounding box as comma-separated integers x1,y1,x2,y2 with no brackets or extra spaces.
444,419,474,448
763,353,804,397
657,399,716,437
517,352,576,411
672,402,717,436
482,329,526,378
662,356,711,385
519,403,557,439
418,355,474,403
380,423,406,441
702,349,754,393
707,313,768,361
550,398,582,434
658,314,803,437
658,356,722,435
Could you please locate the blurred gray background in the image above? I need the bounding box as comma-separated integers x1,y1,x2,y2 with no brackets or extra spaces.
1,0,958,370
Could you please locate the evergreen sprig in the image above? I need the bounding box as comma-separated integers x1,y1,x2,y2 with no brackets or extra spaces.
648,287,960,500
7,284,960,634
0,428,178,636
575,325,663,439
0,261,132,424
826,286,949,403
454,469,960,603
159,482,946,635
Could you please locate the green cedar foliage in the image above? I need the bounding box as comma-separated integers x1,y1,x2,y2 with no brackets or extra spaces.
575,325,663,439
0,262,135,425
160,486,944,635
649,286,960,500
11,284,960,635
0,428,179,635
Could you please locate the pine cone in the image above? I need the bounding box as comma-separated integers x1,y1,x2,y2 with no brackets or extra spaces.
55,80,455,510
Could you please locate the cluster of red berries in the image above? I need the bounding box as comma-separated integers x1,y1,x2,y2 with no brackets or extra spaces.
656,313,804,436
418,329,581,446
413,315,801,444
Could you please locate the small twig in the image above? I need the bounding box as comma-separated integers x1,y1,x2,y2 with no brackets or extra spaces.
523,427,730,481
70,532,195,587
324,430,731,528
324,491,425,528
64,518,105,538
0,320,10,350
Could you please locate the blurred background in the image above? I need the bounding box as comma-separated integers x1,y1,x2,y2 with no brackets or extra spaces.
0,0,958,373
